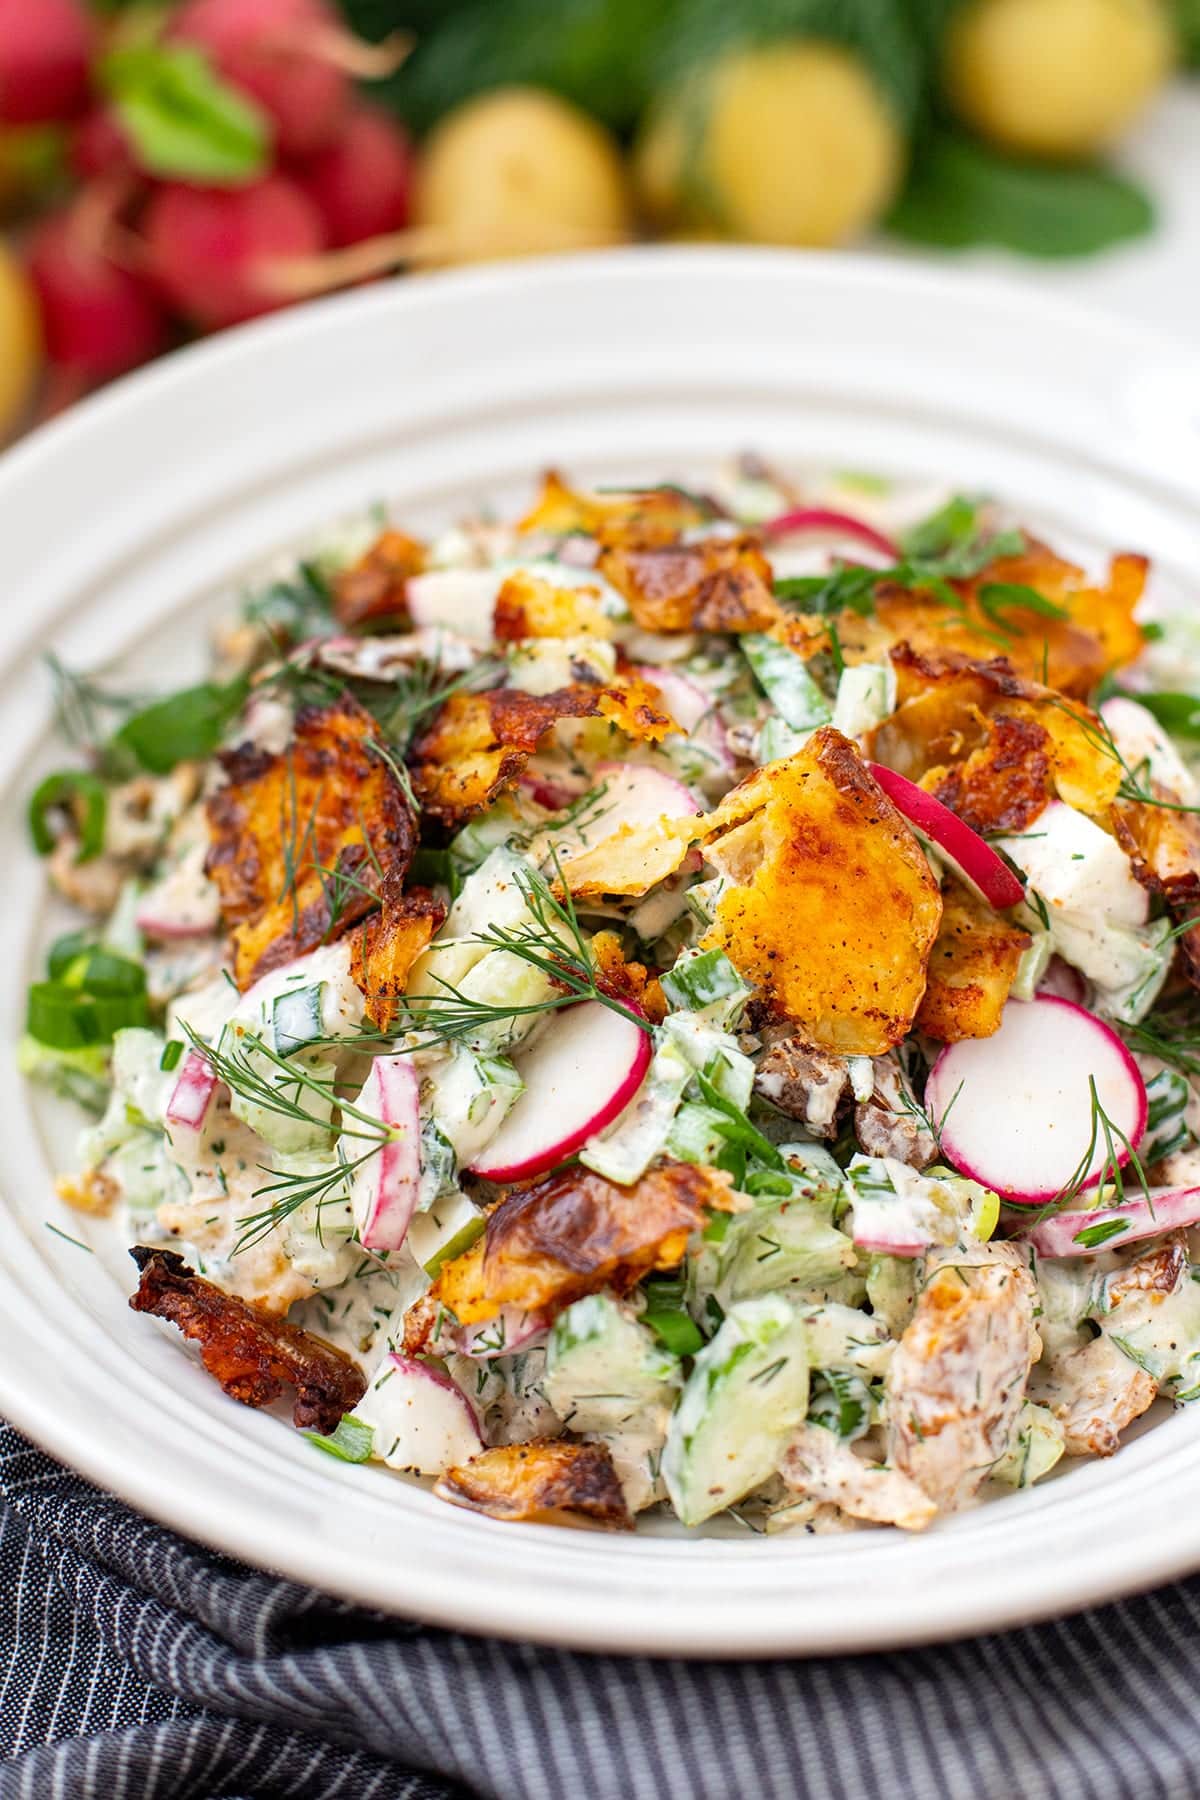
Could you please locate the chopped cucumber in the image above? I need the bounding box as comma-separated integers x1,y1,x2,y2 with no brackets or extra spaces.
831,662,896,739
990,1401,1065,1488
1143,1067,1192,1164
423,1044,523,1164
543,1295,681,1432
272,983,324,1057
222,1025,336,1153
741,633,832,732
755,716,811,764
406,1189,484,1277
712,1201,859,1307
661,947,751,1028
663,1294,810,1526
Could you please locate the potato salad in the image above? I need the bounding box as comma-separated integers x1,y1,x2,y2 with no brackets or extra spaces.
25,461,1200,1534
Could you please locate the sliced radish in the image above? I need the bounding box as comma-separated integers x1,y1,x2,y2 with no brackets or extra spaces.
762,507,899,563
1023,1187,1200,1259
405,567,502,643
357,1352,483,1475
927,996,1148,1205
164,1050,218,1135
349,1054,421,1251
457,1306,548,1360
633,666,734,773
469,999,652,1183
851,1216,931,1258
589,761,701,833
135,844,222,941
869,763,1025,911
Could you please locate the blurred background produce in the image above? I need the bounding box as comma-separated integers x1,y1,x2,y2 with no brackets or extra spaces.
0,0,1197,439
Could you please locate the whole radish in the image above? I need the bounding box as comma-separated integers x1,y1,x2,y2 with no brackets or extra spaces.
144,174,324,329
296,105,413,248
170,0,352,157
71,108,134,182
26,204,168,386
0,0,93,127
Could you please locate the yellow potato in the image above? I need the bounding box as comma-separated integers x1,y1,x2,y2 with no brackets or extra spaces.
635,42,905,248
413,86,632,263
945,0,1173,158
0,238,41,442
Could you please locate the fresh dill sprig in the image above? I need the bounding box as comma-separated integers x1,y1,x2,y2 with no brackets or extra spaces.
235,1145,370,1253
362,654,504,753
181,1023,393,1144
1054,1074,1152,1211
1122,991,1200,1083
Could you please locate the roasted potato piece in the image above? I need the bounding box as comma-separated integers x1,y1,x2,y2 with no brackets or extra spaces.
205,697,415,989
409,679,676,824
331,528,425,632
493,569,614,641
926,713,1053,835
351,879,446,1029
1113,788,1200,984
129,1247,366,1434
916,880,1031,1043
518,469,711,547
598,534,779,634
410,1161,737,1341
704,728,942,1054
435,1439,634,1530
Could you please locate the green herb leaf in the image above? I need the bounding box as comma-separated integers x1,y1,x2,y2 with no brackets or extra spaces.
302,1415,375,1464
101,43,271,185
111,676,250,774
889,131,1155,259
978,582,1069,625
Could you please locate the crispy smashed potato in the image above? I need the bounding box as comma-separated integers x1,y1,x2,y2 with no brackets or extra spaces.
493,569,614,641
916,880,1031,1042
518,469,711,547
1113,789,1200,984
598,535,779,634
409,680,676,824
926,713,1052,836
411,1161,738,1339
435,1439,634,1530
331,529,425,632
874,647,1120,818
590,929,667,1023
129,1246,366,1433
205,697,415,989
703,728,943,1054
351,879,446,1029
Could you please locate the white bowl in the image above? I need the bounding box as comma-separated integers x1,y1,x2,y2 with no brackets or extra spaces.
4,247,1200,1656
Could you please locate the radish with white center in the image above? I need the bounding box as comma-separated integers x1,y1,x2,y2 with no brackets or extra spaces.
586,761,700,836
633,666,734,773
1024,1187,1200,1259
164,1051,218,1147
869,763,1025,911
927,996,1147,1204
469,1000,651,1183
354,1353,483,1475
762,507,899,563
349,1054,421,1251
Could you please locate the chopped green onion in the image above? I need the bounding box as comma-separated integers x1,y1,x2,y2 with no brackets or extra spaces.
1072,1218,1131,1249
302,1415,374,1463
28,771,107,861
47,929,93,981
643,1309,704,1357
159,1039,184,1072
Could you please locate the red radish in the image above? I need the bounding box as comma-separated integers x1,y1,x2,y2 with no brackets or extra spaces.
171,0,349,158
518,773,583,813
927,996,1148,1204
556,535,600,569
1023,1187,1200,1259
164,1051,219,1136
469,999,652,1183
584,761,701,838
136,847,222,940
0,0,93,127
360,1353,483,1473
296,105,412,248
144,174,324,328
26,207,169,383
851,1212,932,1259
869,763,1025,911
762,507,899,563
349,1054,421,1252
457,1307,548,1361
1038,957,1087,1006
71,109,133,181
634,665,733,774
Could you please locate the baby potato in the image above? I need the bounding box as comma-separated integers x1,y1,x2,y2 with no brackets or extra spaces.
413,86,632,263
0,237,41,441
945,0,1174,158
635,41,904,248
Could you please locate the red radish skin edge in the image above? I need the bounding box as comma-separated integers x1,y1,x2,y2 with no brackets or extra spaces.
27,209,169,381
0,0,94,127
171,0,351,158
165,1052,218,1132
929,995,1148,1205
1023,1188,1200,1258
869,763,1025,911
353,1055,420,1252
381,1353,484,1446
469,1003,652,1185
295,106,413,249
144,175,325,330
593,759,702,820
762,508,899,562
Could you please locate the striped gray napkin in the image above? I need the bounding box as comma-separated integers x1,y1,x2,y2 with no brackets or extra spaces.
0,1422,1195,1800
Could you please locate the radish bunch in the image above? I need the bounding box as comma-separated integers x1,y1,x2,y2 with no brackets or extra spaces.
4,0,414,404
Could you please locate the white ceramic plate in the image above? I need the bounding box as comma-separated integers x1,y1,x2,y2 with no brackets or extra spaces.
4,248,1200,1657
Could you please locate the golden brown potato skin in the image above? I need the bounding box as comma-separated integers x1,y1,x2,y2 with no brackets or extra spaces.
331,528,425,632
129,1247,366,1434
1113,788,1200,985
350,879,445,1030
916,880,1031,1043
435,1439,634,1530
704,727,943,1055
926,713,1052,836
205,696,414,989
407,1160,736,1346
597,534,780,634
517,469,711,546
